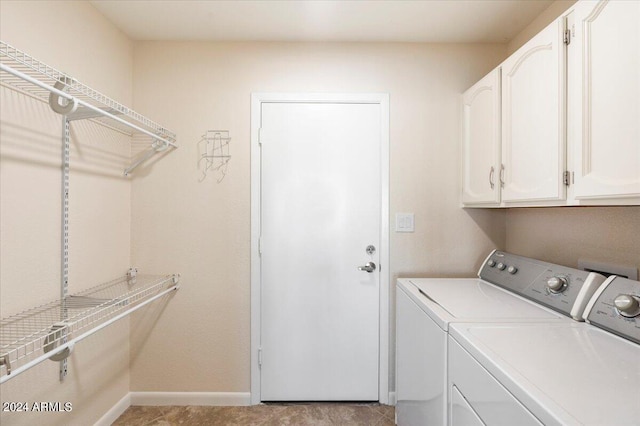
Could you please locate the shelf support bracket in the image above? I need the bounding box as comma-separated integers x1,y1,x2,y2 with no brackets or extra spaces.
49,78,78,115
59,116,71,381
0,355,10,375
124,140,169,176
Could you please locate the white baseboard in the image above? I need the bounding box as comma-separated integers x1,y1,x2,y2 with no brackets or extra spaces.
94,391,251,425
388,391,397,406
94,393,131,426
130,391,252,406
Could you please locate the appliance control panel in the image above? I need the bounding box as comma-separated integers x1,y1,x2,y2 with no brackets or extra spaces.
584,276,640,344
479,250,606,320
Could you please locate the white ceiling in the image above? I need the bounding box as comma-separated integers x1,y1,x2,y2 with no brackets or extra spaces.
90,0,554,43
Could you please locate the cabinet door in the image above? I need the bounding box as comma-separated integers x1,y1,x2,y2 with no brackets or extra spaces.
568,0,640,201
501,19,566,203
462,68,501,205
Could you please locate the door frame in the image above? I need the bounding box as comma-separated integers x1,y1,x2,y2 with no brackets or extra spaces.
250,93,390,404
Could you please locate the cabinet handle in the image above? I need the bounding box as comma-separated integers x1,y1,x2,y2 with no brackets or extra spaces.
499,164,505,188
489,167,495,189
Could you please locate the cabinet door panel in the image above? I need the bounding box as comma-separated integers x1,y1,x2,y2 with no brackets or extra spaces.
502,20,565,203
462,68,501,205
570,0,640,200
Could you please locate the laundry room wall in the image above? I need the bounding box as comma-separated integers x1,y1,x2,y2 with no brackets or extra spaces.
0,1,133,425
506,207,640,274
128,41,508,395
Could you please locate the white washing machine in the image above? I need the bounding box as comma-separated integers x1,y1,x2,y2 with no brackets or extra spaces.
448,275,640,425
395,250,606,426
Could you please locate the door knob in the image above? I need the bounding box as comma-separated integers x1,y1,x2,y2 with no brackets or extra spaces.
358,262,376,273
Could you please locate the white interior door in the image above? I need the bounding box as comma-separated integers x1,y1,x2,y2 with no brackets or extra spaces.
259,101,382,401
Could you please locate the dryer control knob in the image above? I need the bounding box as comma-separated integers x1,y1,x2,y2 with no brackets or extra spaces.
614,294,640,318
496,262,506,271
507,265,518,274
547,276,568,293
487,259,496,267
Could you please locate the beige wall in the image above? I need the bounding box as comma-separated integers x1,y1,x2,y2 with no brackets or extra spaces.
0,1,133,425
128,41,507,393
507,0,577,54
506,207,640,275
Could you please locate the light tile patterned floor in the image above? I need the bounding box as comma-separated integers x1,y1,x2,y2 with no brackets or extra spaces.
113,403,395,425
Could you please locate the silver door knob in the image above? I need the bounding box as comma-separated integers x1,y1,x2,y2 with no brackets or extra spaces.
358,262,376,273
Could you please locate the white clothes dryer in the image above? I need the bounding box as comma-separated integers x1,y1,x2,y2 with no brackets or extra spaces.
395,250,606,426
448,275,640,425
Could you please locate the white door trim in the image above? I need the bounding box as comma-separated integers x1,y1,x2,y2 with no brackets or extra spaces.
250,93,390,405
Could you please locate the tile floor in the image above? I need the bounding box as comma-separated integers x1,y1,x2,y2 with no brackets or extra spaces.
113,403,395,425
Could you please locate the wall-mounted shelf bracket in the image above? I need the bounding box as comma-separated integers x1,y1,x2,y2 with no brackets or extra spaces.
124,139,170,176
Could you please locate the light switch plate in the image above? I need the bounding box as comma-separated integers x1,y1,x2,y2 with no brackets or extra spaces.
395,213,414,233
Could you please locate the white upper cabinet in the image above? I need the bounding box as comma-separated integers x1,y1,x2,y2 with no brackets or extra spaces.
460,0,639,207
462,68,501,205
501,18,566,204
567,0,640,202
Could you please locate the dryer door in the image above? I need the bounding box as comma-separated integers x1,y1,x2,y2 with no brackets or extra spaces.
448,337,544,426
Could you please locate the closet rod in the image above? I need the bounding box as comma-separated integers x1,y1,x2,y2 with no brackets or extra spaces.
0,283,178,385
0,62,177,149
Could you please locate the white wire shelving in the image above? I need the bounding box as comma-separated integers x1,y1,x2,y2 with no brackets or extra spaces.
0,273,179,384
0,40,177,175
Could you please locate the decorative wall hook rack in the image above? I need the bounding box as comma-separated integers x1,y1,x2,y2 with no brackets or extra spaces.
199,130,231,182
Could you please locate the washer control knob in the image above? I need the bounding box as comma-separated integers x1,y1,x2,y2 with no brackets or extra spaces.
547,276,568,293
487,259,496,267
496,262,506,271
507,265,518,274
614,294,640,318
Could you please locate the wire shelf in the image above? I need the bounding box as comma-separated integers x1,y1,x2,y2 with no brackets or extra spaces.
0,273,179,383
0,40,176,145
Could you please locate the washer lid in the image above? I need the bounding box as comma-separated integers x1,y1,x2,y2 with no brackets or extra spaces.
408,278,565,321
450,322,640,425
